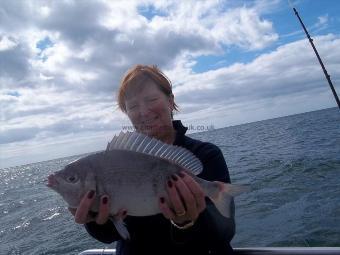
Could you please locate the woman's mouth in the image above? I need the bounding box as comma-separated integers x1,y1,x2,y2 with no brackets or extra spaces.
142,117,158,125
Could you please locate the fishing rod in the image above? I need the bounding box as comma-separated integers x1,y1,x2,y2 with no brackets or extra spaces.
288,0,340,110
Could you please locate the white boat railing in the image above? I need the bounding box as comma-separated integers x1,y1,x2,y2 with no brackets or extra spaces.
78,249,116,255
234,247,340,255
79,247,340,255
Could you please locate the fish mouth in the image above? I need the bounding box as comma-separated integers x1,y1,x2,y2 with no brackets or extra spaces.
46,174,59,188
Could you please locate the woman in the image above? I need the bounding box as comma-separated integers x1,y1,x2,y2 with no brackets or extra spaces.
70,65,235,255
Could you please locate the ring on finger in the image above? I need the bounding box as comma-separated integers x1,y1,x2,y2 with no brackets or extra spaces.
176,210,186,217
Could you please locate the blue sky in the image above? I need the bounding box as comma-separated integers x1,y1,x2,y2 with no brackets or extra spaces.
0,0,339,168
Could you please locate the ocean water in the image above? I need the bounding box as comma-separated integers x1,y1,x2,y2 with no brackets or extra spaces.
1,107,339,254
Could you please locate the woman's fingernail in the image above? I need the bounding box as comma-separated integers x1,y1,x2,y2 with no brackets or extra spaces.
160,197,165,203
167,180,173,188
102,197,108,204
178,172,185,178
171,175,178,181
87,190,95,199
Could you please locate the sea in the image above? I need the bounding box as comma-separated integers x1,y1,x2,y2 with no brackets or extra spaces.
1,107,339,254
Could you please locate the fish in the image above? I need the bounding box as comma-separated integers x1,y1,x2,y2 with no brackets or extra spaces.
46,131,249,239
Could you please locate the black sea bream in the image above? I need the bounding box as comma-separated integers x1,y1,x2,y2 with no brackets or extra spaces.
47,131,248,239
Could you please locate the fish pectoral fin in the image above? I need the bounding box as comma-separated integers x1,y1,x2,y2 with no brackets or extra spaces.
110,217,130,240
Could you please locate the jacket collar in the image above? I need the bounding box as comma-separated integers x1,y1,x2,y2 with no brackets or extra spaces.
172,120,187,145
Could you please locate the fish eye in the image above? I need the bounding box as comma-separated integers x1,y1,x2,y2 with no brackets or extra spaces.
67,175,78,183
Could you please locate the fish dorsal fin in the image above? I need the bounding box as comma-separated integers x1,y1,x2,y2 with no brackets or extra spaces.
107,131,203,175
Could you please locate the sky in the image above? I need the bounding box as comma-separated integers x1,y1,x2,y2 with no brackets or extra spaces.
1,0,340,169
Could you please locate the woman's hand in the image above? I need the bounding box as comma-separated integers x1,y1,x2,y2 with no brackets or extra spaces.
68,190,127,225
159,171,206,226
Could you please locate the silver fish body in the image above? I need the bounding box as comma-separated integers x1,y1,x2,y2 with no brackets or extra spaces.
56,150,206,215
47,131,248,239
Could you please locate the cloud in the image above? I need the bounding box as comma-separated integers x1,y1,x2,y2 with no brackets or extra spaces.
0,37,31,82
0,35,17,51
317,15,329,26
0,86,123,144
0,0,279,90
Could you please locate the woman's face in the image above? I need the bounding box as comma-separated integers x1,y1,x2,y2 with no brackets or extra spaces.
124,80,174,139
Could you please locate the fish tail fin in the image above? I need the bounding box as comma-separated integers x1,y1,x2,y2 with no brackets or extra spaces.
209,182,250,218
110,218,130,240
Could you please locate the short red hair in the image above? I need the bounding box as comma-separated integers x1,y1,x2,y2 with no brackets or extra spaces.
117,65,179,114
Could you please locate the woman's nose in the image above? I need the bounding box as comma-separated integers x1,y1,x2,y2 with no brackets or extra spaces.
138,103,150,117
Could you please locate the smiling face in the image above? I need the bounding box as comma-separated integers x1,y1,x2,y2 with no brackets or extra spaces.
124,79,175,141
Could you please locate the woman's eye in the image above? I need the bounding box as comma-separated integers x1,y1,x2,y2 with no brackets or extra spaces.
127,105,137,110
147,98,157,102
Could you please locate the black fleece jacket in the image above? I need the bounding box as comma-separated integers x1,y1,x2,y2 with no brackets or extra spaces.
85,120,235,255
